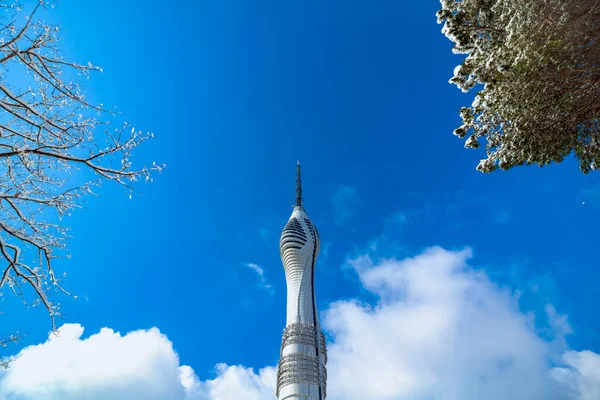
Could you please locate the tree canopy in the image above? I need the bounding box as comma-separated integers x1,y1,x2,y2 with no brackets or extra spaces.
438,0,600,173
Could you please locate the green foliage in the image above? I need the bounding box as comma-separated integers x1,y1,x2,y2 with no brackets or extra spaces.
438,0,600,173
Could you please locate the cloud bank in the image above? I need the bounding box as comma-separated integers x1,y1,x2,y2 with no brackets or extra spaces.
1,247,598,400
0,324,191,400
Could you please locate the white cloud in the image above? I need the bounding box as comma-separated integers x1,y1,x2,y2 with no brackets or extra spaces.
324,247,562,400
245,262,266,278
0,325,274,400
245,262,272,292
553,351,600,400
1,247,598,400
0,324,192,400
191,364,276,400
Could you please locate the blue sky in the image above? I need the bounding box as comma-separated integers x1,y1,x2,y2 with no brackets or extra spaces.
1,1,599,399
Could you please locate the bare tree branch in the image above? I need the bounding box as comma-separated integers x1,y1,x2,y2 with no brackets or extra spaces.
0,0,164,342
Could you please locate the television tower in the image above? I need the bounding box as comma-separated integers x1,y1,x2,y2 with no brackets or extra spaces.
276,161,327,399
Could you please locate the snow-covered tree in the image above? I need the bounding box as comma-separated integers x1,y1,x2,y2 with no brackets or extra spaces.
438,0,600,173
0,1,162,333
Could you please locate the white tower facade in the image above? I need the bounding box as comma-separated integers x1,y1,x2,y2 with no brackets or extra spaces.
276,162,327,400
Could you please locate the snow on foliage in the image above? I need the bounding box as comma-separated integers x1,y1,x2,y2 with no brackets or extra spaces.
438,0,600,173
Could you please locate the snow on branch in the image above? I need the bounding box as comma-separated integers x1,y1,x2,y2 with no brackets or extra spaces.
438,0,600,173
0,1,163,332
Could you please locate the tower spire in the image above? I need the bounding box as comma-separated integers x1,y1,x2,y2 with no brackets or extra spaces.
296,160,302,207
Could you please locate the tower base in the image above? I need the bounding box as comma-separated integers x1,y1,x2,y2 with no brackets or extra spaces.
277,323,327,399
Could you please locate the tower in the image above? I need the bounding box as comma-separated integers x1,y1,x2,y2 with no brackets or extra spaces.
276,161,327,399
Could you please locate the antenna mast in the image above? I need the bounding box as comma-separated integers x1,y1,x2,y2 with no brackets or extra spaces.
296,161,302,207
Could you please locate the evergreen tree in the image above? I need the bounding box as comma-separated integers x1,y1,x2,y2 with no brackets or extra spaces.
438,0,600,172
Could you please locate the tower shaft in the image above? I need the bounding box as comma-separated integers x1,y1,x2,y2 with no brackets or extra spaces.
277,163,327,400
